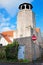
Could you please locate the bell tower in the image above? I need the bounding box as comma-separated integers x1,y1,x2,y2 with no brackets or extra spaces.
17,3,36,38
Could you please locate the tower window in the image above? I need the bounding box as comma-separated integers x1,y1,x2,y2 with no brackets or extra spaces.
26,5,29,9
22,5,25,9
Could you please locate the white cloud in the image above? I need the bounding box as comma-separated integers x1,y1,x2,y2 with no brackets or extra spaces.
0,22,10,27
0,24,16,32
0,14,16,32
1,17,10,22
0,0,34,17
3,18,10,22
0,13,10,22
0,21,11,32
0,27,11,32
11,25,16,29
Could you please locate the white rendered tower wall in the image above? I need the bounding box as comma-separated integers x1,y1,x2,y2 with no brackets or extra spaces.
17,3,36,38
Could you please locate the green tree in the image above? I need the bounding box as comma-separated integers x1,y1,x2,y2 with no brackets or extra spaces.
5,41,19,61
0,47,6,60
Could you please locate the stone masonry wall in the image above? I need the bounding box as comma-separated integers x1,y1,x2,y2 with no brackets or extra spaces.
14,37,40,61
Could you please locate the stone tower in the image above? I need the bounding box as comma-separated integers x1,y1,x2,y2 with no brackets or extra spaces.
14,3,40,61
17,3,36,38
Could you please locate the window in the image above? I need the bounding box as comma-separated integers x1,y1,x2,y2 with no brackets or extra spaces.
26,5,29,9
22,5,25,9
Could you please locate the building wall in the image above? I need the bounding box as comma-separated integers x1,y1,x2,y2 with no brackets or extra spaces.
32,41,40,59
13,30,18,39
35,29,43,48
14,37,40,61
0,36,8,46
36,30,42,42
9,37,13,42
37,31,42,44
15,26,32,38
14,37,32,61
17,9,36,38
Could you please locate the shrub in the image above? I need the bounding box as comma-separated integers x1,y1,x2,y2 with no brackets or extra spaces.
5,41,19,61
0,47,6,60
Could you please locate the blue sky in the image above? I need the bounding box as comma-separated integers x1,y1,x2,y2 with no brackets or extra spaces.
0,0,43,33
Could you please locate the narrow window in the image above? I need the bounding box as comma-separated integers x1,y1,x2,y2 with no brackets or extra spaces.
22,5,25,9
26,5,29,9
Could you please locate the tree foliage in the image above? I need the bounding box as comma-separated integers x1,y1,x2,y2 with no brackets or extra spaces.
0,47,6,60
5,41,19,60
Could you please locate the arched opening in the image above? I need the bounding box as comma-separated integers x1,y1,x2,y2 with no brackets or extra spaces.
22,5,25,9
26,5,29,9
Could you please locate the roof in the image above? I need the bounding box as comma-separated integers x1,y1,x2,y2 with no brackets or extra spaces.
1,33,12,43
0,30,15,43
4,36,12,43
2,30,15,37
35,28,40,33
19,3,33,9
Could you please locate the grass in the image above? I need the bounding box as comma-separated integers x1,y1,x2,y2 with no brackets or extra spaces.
18,59,30,63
